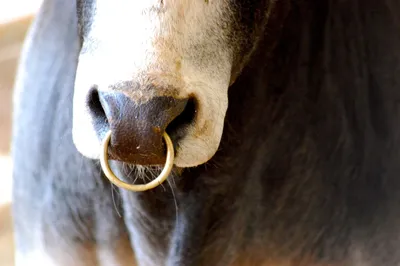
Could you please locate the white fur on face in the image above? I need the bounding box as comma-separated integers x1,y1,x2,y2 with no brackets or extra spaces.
73,0,234,167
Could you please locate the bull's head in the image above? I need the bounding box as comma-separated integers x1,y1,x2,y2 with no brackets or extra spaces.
72,0,272,168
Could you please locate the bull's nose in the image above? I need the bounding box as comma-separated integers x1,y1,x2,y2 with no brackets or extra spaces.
87,89,189,165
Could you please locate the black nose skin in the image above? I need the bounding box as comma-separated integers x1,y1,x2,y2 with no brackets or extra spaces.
95,91,187,165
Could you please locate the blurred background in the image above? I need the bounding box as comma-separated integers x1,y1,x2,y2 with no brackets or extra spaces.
0,1,43,265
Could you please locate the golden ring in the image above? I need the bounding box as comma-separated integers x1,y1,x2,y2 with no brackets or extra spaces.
100,130,174,192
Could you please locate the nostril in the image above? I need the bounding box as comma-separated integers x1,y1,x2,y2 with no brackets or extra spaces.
166,97,197,141
87,87,109,136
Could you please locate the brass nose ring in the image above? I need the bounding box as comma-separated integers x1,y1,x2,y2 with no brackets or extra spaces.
99,130,174,192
